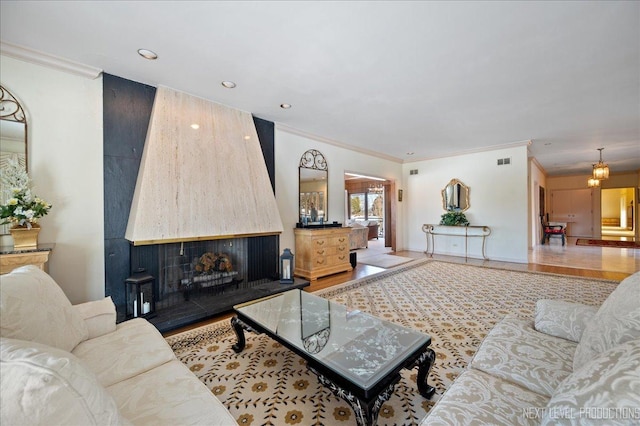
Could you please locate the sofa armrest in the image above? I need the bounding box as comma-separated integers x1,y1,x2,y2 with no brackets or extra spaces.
534,299,598,343
72,297,117,339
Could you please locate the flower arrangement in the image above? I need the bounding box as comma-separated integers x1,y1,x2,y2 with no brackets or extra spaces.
440,211,469,226
0,158,52,229
194,252,233,274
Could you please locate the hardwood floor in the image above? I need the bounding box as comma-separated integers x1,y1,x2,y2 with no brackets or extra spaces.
163,237,638,337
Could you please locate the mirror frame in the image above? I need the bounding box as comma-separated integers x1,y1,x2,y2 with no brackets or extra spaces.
0,85,28,235
0,85,28,170
299,149,328,224
442,178,470,212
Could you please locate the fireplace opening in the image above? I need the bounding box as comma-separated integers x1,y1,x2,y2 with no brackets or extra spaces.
121,235,297,332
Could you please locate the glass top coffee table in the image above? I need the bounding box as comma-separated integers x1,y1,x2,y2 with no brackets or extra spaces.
232,289,435,426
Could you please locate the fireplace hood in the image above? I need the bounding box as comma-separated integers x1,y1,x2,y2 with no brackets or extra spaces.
125,86,283,245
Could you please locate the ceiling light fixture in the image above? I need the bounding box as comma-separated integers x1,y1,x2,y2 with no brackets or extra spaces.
592,148,609,180
280,103,291,109
190,123,200,130
587,176,600,188
137,49,158,60
221,81,236,89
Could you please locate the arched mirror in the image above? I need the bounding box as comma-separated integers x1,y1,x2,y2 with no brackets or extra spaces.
442,178,470,212
299,149,328,224
0,85,28,235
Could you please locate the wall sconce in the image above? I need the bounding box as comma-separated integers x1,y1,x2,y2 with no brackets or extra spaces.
280,248,294,284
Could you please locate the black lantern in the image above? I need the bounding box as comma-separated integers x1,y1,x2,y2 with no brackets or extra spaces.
280,248,294,284
125,271,156,319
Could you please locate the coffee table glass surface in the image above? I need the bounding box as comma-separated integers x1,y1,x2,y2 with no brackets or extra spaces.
234,289,430,390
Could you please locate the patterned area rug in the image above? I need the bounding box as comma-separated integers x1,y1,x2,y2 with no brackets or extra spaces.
576,238,639,248
166,259,618,426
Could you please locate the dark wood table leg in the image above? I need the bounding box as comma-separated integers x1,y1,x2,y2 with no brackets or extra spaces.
308,366,395,426
416,348,436,398
231,316,246,353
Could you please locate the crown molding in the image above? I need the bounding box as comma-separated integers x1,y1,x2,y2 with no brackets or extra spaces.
0,41,102,79
276,124,404,164
405,139,532,164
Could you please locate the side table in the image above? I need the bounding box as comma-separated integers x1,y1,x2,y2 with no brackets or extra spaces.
0,243,54,275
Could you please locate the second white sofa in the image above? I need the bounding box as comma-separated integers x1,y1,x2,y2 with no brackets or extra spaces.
0,265,237,425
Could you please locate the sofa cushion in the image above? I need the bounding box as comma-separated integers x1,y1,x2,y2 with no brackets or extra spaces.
535,299,598,343
73,296,118,339
0,337,129,426
470,316,577,397
422,369,549,426
72,318,176,388
0,265,88,352
542,339,640,426
573,271,640,370
107,359,237,425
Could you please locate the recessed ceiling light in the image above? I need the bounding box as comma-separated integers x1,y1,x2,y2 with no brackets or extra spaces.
243,135,251,140
191,123,200,130
221,81,236,89
280,103,292,109
137,49,158,60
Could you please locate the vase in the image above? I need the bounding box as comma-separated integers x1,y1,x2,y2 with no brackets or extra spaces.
9,224,41,250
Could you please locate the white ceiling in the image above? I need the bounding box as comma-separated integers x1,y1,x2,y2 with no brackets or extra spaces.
1,1,638,176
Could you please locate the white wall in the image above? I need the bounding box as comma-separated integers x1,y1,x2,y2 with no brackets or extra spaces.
275,128,404,253
403,145,529,263
1,55,104,303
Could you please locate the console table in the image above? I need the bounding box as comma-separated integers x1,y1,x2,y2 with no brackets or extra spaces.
0,243,54,275
422,224,491,260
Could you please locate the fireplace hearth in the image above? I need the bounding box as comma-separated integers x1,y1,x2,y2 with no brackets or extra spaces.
115,236,303,332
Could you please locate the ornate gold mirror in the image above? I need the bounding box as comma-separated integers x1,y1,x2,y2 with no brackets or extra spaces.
0,85,28,235
442,178,470,212
299,149,328,224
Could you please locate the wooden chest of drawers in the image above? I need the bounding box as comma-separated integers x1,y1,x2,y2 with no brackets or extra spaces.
294,227,352,281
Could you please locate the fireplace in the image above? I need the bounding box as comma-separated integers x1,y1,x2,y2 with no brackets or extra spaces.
122,235,282,332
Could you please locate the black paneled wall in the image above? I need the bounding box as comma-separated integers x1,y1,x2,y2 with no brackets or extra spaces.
103,74,156,318
103,77,278,320
251,116,279,281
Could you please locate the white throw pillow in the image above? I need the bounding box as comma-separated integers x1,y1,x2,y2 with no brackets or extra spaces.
573,272,640,370
0,337,129,426
0,265,88,352
73,297,117,339
542,339,640,426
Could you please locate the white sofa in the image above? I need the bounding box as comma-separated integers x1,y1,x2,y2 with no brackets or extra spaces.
0,265,236,425
422,271,640,425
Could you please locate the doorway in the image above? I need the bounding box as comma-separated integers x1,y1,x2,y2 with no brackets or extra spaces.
344,173,396,251
601,187,635,241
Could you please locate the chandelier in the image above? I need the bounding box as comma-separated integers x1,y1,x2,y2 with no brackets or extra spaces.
368,182,384,193
592,148,609,180
587,175,600,188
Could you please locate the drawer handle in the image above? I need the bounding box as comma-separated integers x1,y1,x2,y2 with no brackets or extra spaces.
338,255,346,260
338,246,345,252
316,258,325,265
316,240,325,246
339,238,345,242
317,250,325,255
